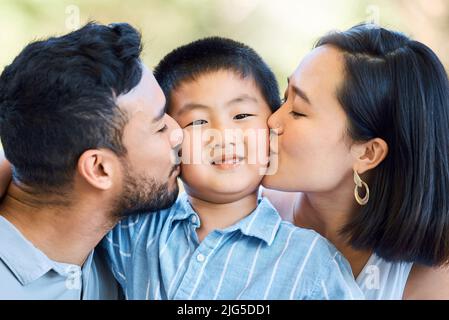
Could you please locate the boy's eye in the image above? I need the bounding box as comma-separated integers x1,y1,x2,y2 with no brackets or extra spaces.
289,111,306,119
186,119,208,127
234,113,254,120
157,124,168,133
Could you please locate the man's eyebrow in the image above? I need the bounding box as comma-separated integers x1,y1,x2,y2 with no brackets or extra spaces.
152,107,166,123
177,103,210,116
287,77,311,104
226,94,258,106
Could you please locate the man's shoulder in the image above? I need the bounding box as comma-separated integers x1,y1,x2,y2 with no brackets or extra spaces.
0,257,22,294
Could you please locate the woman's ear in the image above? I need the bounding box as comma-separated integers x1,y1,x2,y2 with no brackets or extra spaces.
77,149,119,190
351,138,389,174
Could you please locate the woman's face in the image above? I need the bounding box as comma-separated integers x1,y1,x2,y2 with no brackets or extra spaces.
263,45,356,192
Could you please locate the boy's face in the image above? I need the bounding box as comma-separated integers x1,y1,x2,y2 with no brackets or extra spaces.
169,70,272,203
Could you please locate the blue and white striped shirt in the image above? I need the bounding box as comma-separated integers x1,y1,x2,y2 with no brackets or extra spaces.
102,193,363,299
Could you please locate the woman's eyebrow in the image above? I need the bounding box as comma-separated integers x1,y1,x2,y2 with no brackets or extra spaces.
287,77,312,105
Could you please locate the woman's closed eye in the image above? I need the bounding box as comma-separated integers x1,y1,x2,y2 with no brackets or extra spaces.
186,119,208,127
289,110,306,119
234,113,255,120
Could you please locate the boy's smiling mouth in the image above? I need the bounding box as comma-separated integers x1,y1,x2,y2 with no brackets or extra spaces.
210,153,245,170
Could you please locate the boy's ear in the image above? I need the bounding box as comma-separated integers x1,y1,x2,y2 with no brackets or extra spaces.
77,149,119,190
350,138,388,174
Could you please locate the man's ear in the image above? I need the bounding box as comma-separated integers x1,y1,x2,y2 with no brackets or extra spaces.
350,138,389,174
77,149,119,190
0,158,12,199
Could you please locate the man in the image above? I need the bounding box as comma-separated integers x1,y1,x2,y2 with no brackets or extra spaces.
0,22,182,299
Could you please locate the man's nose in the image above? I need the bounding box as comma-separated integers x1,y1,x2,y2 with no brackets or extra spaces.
166,115,184,148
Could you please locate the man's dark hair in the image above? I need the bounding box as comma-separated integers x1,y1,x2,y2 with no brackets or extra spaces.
0,22,143,193
316,23,449,266
154,37,281,112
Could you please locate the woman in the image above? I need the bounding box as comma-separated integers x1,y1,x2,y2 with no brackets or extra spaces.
263,23,449,299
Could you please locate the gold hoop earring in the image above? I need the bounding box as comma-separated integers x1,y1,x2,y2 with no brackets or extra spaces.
354,170,369,206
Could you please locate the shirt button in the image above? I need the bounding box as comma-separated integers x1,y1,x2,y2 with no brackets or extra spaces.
196,253,205,262
65,266,82,290
191,216,197,224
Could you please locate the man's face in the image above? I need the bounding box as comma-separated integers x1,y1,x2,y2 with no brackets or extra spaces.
113,65,183,216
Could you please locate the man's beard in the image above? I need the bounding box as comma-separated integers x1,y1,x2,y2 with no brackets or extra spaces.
112,163,180,219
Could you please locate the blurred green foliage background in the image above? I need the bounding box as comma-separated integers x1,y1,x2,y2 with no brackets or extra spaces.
0,0,448,91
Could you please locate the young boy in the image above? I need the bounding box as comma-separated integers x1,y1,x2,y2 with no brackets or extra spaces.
103,37,363,299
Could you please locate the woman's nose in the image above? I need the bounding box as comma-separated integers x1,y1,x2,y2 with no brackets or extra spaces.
267,110,284,135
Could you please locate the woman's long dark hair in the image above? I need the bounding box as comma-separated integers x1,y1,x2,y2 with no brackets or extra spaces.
316,24,449,266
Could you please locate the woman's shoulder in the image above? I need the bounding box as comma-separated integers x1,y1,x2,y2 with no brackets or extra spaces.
403,264,449,299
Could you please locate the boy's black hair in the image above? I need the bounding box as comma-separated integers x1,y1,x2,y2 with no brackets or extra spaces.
0,22,143,193
154,37,281,112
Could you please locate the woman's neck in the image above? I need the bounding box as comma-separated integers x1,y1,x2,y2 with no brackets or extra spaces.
294,190,372,277
294,192,349,243
187,191,259,242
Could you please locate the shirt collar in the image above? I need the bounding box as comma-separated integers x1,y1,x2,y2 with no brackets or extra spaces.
173,192,282,246
223,196,282,245
0,216,94,285
171,192,197,223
